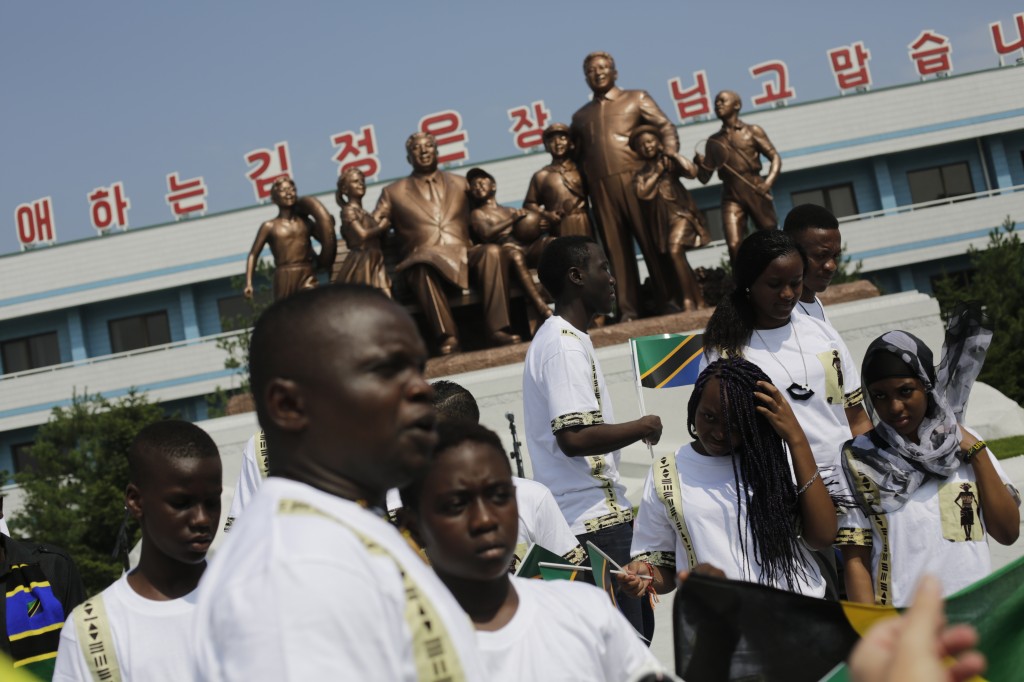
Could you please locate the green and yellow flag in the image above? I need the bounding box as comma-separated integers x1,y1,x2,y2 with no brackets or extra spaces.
632,333,704,389
515,543,578,581
586,541,621,607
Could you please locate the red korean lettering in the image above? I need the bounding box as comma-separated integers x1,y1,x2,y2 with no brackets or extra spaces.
908,30,953,77
331,124,381,180
990,13,1024,58
827,42,872,91
15,197,56,248
245,141,292,201
506,100,551,151
165,172,208,218
419,110,469,165
88,182,130,232
749,60,797,107
667,70,711,122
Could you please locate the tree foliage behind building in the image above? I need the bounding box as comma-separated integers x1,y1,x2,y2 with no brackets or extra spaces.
934,216,1024,406
10,390,164,595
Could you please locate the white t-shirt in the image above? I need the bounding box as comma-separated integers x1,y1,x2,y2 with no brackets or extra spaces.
223,431,265,533
192,477,483,681
512,478,586,567
795,296,831,325
476,577,664,682
53,574,198,682
631,443,826,597
702,313,862,488
838,431,1014,607
523,316,632,534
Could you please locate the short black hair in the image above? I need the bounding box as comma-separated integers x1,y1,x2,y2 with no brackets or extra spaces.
249,284,394,432
537,236,597,299
783,204,839,234
431,380,480,424
399,420,509,513
128,420,219,485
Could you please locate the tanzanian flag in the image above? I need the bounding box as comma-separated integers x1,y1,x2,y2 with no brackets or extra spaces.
822,555,1024,681
586,541,620,608
675,556,1024,682
516,543,578,581
632,333,704,389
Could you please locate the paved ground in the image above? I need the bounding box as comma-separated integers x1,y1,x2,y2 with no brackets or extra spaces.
645,454,1024,670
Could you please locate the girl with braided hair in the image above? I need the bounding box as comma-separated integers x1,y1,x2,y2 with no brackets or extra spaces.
622,357,837,597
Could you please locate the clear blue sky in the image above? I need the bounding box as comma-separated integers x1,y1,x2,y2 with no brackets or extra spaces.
2,0,1020,255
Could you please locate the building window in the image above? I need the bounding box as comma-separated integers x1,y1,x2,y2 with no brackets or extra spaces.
791,184,859,218
907,162,975,204
108,311,171,353
1,332,61,374
11,441,40,475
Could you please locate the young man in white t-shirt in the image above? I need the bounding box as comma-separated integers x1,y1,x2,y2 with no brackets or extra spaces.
783,203,842,325
191,285,483,681
523,236,663,634
54,420,223,682
402,419,668,682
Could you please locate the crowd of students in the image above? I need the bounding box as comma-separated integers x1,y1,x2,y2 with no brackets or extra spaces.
2,204,1019,681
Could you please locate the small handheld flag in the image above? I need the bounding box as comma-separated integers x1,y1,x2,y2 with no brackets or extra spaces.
632,333,704,389
516,543,579,581
586,541,625,607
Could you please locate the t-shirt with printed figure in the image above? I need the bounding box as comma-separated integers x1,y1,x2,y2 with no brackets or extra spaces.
701,312,862,492
476,577,665,682
192,477,484,681
53,574,197,682
631,443,826,597
523,315,632,534
837,427,1014,607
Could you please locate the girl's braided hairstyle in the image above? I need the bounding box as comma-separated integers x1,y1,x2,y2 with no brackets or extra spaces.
687,356,807,590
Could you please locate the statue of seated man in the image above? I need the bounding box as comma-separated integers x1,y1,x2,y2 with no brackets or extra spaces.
244,176,336,302
372,132,520,355
467,167,551,320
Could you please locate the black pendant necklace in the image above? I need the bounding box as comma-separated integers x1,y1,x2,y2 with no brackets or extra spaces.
754,323,815,401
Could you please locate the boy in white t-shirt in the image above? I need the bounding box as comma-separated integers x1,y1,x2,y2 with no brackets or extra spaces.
402,419,668,682
54,420,223,682
523,236,664,635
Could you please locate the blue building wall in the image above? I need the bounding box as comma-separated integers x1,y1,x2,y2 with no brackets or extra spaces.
193,278,244,336
80,289,186,357
0,310,73,373
774,158,882,219
886,140,988,205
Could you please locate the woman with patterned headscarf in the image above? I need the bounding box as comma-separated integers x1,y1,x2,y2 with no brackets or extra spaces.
837,305,1020,607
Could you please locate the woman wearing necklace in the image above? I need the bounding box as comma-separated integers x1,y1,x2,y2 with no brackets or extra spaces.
700,231,871,594
837,313,1020,607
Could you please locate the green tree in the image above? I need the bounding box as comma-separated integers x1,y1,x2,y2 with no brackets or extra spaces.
933,216,1024,406
11,390,164,595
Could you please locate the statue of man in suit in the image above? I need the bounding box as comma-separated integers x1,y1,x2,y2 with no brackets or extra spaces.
373,132,520,355
571,51,682,321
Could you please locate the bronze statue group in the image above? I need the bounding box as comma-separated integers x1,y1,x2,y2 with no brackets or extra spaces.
8,52,1018,682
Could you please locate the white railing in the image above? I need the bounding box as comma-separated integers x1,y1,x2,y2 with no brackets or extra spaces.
0,330,244,382
837,183,1024,223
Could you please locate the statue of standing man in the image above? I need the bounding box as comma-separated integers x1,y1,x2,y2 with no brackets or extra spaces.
571,51,680,321
694,90,781,262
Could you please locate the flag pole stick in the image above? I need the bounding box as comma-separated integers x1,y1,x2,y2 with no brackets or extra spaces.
630,338,655,459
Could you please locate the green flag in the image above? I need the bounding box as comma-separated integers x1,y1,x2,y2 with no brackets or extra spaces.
821,555,1024,681
586,541,621,607
632,333,704,389
515,543,574,579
